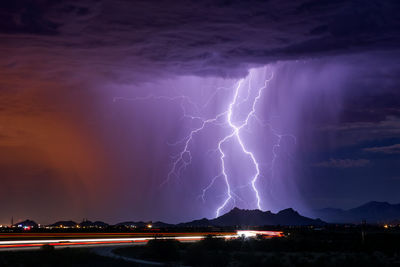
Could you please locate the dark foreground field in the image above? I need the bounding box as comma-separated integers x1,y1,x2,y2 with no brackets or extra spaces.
1,228,400,266
115,229,400,266
0,247,138,267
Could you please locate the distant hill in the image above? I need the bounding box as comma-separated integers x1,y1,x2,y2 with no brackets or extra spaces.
15,207,325,229
48,220,77,227
152,221,174,228
315,201,400,223
116,221,174,228
177,218,211,227
116,221,147,227
79,220,109,228
14,219,38,228
178,207,325,227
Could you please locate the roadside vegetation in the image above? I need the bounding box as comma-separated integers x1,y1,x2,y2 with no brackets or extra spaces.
2,228,400,266
0,246,138,267
114,230,400,266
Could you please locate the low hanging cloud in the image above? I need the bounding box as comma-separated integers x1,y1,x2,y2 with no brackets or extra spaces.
364,144,400,154
315,158,370,168
318,116,400,148
1,0,400,79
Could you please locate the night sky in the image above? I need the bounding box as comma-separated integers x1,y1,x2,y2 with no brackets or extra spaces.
0,0,400,225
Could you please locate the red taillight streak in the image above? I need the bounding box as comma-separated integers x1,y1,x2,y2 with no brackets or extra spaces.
0,232,236,238
0,240,149,248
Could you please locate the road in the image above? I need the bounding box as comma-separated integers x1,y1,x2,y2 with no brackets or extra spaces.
0,230,282,251
0,233,232,251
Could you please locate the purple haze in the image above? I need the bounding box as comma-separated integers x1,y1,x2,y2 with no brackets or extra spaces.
0,1,399,225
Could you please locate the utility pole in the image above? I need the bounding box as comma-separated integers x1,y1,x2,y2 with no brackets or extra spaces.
361,219,366,244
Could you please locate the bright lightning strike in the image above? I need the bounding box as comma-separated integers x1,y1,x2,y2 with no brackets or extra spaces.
161,70,274,217
213,74,273,217
114,67,294,218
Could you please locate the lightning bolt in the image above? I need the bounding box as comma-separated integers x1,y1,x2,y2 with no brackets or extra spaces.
162,72,273,217
213,75,273,217
114,67,294,218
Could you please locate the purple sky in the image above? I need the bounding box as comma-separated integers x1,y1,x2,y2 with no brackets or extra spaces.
0,0,399,224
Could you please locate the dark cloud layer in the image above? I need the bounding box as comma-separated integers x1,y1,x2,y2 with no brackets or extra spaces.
314,158,370,168
364,144,400,154
1,0,400,77
0,0,400,223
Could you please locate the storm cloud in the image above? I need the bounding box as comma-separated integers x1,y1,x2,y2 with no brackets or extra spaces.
315,158,370,168
0,0,400,224
1,0,400,78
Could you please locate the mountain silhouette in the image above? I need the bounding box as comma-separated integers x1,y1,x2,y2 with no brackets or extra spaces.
315,201,400,223
79,220,109,228
48,220,77,227
14,219,38,228
116,221,147,227
178,207,325,227
116,221,173,228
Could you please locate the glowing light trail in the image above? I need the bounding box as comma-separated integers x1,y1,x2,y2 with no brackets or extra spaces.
0,231,283,250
